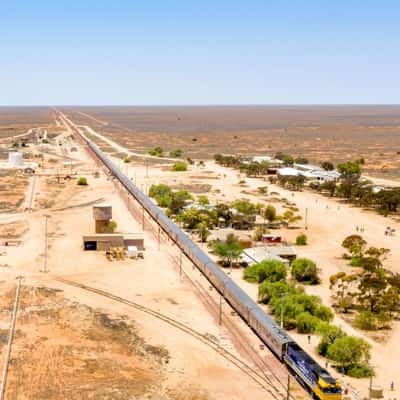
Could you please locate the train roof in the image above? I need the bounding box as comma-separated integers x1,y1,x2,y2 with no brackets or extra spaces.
250,305,294,344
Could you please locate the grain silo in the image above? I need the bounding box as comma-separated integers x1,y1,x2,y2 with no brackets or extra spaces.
93,204,112,233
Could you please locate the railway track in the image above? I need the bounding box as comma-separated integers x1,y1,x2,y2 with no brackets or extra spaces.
54,277,283,399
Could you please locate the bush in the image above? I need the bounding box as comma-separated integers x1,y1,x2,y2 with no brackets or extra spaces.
148,146,164,157
107,220,117,233
296,312,320,333
355,310,378,330
197,195,209,205
291,258,320,284
77,177,88,186
296,233,307,245
347,364,374,378
172,162,188,172
243,260,287,284
149,183,172,198
169,148,183,157
123,157,131,163
355,310,392,331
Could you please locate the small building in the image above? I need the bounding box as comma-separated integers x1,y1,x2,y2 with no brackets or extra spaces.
266,245,297,263
241,246,289,267
82,233,144,251
261,234,282,244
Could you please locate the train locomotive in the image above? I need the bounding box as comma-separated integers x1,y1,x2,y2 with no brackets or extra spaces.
81,135,342,400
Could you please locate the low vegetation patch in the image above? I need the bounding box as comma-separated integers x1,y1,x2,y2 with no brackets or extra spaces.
172,162,188,172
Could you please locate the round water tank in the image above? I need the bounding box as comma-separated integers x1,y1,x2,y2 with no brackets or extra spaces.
8,152,23,166
369,385,383,399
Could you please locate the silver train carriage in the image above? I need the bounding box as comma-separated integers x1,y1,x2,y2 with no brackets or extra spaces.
85,140,295,360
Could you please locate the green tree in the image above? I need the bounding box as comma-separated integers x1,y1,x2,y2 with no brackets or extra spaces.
211,239,243,267
264,204,277,223
282,210,302,227
231,199,256,216
291,258,319,284
337,161,361,181
316,323,346,356
243,260,287,284
196,222,210,243
326,336,372,375
321,161,335,171
258,281,303,304
296,312,320,333
341,234,367,259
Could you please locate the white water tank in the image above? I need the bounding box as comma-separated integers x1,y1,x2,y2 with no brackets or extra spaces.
8,152,23,167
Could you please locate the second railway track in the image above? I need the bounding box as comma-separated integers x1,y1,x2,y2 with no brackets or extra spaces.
54,277,285,399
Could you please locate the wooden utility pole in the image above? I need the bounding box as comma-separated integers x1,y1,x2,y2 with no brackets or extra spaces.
42,216,48,273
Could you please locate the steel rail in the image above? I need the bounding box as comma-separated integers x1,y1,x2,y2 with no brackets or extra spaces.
54,277,281,399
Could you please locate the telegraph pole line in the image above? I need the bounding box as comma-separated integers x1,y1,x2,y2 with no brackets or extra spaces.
41,216,48,273
0,276,22,400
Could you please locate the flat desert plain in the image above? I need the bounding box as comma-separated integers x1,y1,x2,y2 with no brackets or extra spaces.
62,105,400,180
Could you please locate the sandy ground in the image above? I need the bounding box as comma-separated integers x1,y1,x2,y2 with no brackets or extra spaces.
0,119,300,399
95,136,400,399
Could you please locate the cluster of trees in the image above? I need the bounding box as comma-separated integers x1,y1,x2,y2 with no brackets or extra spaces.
274,152,309,166
239,161,270,177
149,184,193,214
172,162,188,172
311,160,400,215
148,146,164,157
277,175,306,191
252,264,372,376
330,235,400,331
243,256,372,377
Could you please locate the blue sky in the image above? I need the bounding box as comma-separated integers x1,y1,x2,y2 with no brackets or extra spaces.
1,1,400,105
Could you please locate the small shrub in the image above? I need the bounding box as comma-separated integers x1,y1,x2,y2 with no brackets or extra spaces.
170,148,183,157
296,233,307,245
77,177,88,186
108,220,117,233
148,146,164,157
197,195,209,205
347,365,374,378
123,157,131,163
172,162,188,172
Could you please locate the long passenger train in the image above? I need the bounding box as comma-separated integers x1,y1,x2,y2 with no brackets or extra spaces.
71,121,342,400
